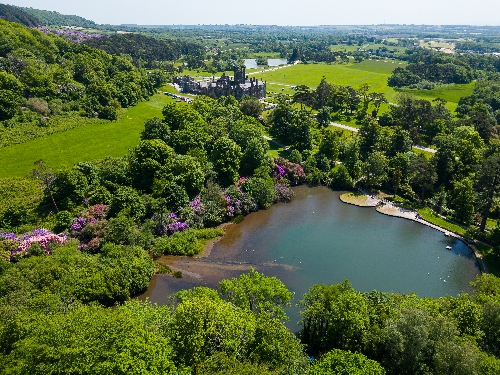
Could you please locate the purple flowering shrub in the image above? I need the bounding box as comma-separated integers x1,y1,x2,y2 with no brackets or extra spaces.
274,183,295,203
273,157,305,186
177,195,205,229
152,210,190,236
0,229,67,262
69,204,109,252
224,185,258,216
36,26,105,44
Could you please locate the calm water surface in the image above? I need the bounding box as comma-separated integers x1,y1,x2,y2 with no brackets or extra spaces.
244,58,288,68
267,58,288,66
244,59,258,69
140,186,480,322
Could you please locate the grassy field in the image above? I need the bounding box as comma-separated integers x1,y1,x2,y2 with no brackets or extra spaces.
0,91,176,178
417,207,468,237
399,82,475,109
255,61,473,112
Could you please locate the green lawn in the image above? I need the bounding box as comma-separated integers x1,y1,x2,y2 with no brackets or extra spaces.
253,61,403,103
0,92,173,178
400,82,475,112
256,61,472,112
417,207,468,237
267,139,290,158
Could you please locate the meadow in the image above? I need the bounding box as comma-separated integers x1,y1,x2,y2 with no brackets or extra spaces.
255,60,474,111
0,92,176,178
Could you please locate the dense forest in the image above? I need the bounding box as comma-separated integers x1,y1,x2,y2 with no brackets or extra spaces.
0,4,39,27
84,33,205,68
21,6,97,28
4,6,500,373
0,18,168,126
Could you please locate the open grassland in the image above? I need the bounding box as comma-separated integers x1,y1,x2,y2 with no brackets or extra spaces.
0,92,175,178
253,61,405,103
400,82,475,110
255,61,472,112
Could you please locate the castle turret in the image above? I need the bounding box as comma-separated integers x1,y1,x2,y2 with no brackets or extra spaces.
233,66,246,85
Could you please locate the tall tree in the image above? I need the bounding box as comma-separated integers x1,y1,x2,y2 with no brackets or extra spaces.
31,159,59,213
476,155,500,232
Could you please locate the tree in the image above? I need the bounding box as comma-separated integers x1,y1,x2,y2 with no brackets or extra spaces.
210,137,242,187
219,267,294,322
30,159,59,213
388,127,412,157
128,139,174,192
290,110,314,152
476,155,500,232
316,106,332,128
240,137,270,177
141,117,171,143
239,96,263,118
452,177,475,225
2,304,178,374
318,127,342,160
381,308,457,375
298,281,369,354
409,154,437,201
362,151,389,188
314,77,332,109
309,349,385,375
293,85,314,109
358,117,382,157
170,293,256,367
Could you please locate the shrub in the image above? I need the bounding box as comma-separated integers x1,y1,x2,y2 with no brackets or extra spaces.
26,97,50,115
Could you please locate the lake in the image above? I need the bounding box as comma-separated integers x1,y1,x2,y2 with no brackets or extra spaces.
140,186,480,323
244,58,289,68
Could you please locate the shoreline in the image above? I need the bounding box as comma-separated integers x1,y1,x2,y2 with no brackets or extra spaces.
339,192,490,274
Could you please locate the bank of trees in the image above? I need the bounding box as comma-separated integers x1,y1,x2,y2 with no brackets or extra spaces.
84,33,205,68
269,75,500,244
0,19,168,125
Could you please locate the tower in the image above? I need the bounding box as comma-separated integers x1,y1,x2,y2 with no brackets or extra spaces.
233,65,246,85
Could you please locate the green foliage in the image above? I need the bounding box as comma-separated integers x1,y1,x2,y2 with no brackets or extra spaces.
152,230,203,256
219,267,294,321
210,137,242,187
170,293,257,367
309,349,385,375
1,304,178,374
298,280,369,354
240,174,276,209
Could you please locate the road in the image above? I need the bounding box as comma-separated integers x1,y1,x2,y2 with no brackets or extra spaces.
329,122,436,154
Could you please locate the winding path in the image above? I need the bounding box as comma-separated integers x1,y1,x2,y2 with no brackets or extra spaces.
329,122,437,154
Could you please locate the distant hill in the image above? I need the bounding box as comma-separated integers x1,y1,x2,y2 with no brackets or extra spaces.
0,4,40,27
21,6,97,28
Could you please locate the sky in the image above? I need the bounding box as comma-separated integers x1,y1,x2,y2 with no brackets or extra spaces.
5,0,500,26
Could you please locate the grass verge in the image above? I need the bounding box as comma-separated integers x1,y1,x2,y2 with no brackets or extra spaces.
417,207,468,237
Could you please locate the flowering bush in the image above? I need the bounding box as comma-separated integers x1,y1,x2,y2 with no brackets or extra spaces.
1,228,67,261
36,26,105,44
224,185,258,216
273,157,305,186
69,204,109,252
274,183,295,203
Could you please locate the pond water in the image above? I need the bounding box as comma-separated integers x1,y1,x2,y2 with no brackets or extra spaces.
243,58,289,68
140,186,480,324
244,59,258,69
267,58,288,66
